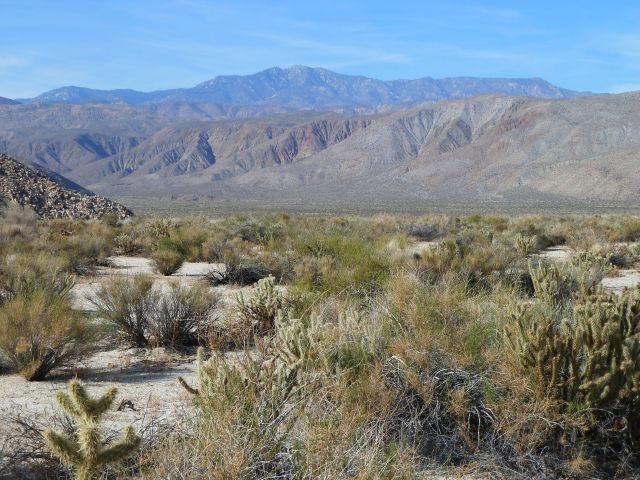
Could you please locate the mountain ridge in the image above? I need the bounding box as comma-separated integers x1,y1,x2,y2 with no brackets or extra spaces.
23,66,589,108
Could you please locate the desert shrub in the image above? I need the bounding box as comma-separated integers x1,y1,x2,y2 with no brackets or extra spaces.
608,218,640,242
381,356,496,464
91,275,157,347
91,275,218,348
172,316,319,478
205,250,278,286
0,254,74,303
151,248,184,276
408,224,447,240
0,289,94,381
293,231,391,296
513,219,567,251
233,219,283,245
415,238,513,292
150,282,219,348
0,202,38,252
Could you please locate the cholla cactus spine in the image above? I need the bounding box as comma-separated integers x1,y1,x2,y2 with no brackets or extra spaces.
44,380,140,480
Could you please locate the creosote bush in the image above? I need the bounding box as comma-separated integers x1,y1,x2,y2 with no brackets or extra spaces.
0,253,94,381
0,288,94,381
150,248,184,276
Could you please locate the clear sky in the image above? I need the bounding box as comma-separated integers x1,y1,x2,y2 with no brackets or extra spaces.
2,0,640,98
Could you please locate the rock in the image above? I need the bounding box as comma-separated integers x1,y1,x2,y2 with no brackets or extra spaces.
0,152,132,219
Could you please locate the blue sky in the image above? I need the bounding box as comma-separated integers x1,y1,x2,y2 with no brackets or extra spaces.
2,0,640,98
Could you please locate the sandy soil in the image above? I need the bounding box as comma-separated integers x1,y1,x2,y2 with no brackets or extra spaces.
0,347,199,449
601,270,640,294
0,255,276,454
534,245,573,262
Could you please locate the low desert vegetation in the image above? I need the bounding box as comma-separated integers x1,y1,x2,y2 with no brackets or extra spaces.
4,204,640,477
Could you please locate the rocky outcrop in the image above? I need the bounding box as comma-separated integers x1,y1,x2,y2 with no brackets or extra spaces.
0,152,132,219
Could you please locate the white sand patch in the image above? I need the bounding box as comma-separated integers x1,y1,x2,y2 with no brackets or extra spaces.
95,257,223,278
99,256,154,275
601,270,640,294
0,348,199,442
175,261,225,276
534,245,573,262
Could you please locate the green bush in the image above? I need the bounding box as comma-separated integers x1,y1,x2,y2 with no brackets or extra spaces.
0,289,94,381
151,249,184,276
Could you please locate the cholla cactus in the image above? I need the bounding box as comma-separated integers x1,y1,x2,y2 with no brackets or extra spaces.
144,216,174,239
44,380,140,480
274,312,324,379
571,250,612,296
504,304,578,400
235,276,288,336
505,288,640,408
528,260,575,309
573,291,640,406
515,234,535,257
180,313,323,399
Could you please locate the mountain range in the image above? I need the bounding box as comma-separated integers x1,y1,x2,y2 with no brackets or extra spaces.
4,66,640,207
21,65,584,107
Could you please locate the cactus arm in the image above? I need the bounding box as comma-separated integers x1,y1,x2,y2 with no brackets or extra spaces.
56,391,82,418
177,376,199,395
97,426,141,465
90,388,118,417
44,429,83,466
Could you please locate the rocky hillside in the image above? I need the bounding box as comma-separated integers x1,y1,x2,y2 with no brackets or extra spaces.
0,153,132,219
25,66,585,107
5,88,640,205
35,92,635,204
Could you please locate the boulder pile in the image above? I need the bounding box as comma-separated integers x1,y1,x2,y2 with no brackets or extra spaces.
0,152,132,219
